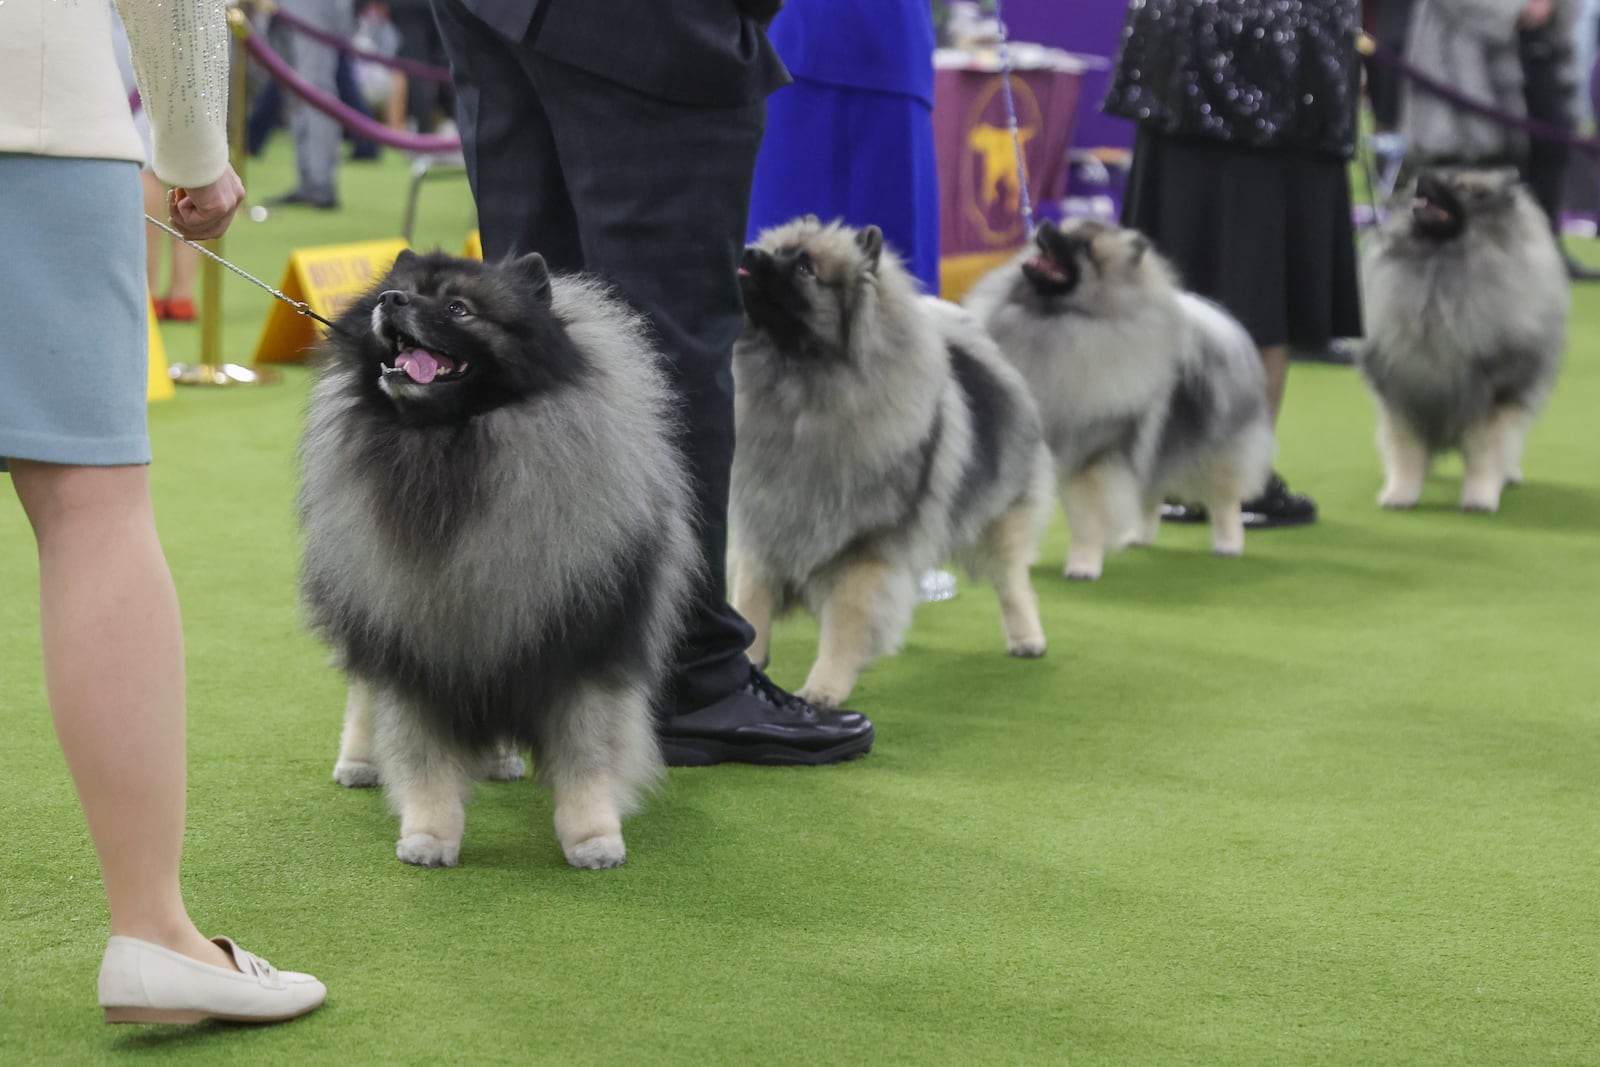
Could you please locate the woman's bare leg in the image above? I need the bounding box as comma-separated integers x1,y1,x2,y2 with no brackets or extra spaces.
10,460,232,971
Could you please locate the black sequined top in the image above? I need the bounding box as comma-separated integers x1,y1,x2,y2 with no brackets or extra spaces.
1102,0,1361,159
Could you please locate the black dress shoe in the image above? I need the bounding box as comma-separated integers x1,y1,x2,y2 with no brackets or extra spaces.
1162,472,1317,528
1241,472,1317,528
263,190,339,210
658,668,874,768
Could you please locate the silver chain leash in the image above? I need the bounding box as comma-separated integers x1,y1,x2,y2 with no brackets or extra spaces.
991,0,1035,238
143,212,349,336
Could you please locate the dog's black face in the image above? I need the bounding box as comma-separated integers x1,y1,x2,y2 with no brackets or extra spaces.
1409,169,1519,242
1021,221,1086,296
1411,172,1468,242
328,249,588,425
738,243,816,351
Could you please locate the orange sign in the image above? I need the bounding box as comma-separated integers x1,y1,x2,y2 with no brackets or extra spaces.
252,238,410,364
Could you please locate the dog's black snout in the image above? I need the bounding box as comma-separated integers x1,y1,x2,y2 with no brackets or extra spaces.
378,290,411,308
739,247,767,274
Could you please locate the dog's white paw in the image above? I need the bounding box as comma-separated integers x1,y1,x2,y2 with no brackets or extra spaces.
332,759,381,789
1460,481,1502,513
796,684,847,709
1063,564,1101,581
1377,485,1420,510
1007,639,1047,659
396,833,460,867
564,834,626,870
1211,542,1244,558
483,749,526,782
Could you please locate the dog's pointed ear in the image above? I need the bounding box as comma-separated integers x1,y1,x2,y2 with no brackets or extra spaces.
802,213,820,227
511,252,553,307
1127,234,1150,264
392,248,419,270
856,225,884,269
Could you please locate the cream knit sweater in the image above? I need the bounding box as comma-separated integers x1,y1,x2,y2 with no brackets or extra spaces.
0,0,230,187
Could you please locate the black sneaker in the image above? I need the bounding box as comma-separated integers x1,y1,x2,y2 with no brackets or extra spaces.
1162,472,1317,528
658,668,874,768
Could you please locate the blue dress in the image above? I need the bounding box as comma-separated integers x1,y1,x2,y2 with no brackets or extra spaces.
746,0,940,293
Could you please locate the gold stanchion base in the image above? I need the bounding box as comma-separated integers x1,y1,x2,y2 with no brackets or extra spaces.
169,363,282,386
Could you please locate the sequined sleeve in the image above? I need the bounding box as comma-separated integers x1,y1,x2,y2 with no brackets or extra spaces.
114,0,230,188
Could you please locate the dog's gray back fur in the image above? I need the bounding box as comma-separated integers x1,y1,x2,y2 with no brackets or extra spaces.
965,223,1270,497
1361,174,1567,449
300,274,696,756
732,219,1050,606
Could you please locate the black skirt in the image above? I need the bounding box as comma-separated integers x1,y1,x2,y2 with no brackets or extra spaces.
1121,126,1364,349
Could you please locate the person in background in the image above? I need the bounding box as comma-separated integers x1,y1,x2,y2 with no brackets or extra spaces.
354,0,409,131
1103,0,1364,528
1366,0,1419,133
746,0,940,293
429,0,875,766
2,0,324,1024
390,0,453,132
267,0,355,207
1402,0,1595,278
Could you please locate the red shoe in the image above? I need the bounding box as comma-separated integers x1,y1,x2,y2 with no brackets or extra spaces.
164,297,197,322
152,298,170,320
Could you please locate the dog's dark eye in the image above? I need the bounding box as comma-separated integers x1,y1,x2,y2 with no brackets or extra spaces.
794,254,814,279
447,300,471,317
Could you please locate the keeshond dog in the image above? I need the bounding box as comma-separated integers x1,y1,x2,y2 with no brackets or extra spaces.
299,250,696,870
1360,168,1567,512
965,219,1274,581
731,217,1053,708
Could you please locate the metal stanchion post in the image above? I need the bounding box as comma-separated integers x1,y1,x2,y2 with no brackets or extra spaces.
171,1,277,387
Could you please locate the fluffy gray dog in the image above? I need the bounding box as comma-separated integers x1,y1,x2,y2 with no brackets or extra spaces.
300,250,695,870
966,219,1274,580
1360,168,1567,513
731,217,1053,708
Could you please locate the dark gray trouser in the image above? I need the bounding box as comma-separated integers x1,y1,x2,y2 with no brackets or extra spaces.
277,0,351,201
433,0,762,716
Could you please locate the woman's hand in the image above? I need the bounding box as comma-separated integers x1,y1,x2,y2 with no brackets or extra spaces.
167,165,246,241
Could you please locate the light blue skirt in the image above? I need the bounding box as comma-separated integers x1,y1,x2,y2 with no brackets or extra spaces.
0,154,148,471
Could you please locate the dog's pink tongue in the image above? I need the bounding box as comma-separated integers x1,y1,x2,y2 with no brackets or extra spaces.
396,350,440,384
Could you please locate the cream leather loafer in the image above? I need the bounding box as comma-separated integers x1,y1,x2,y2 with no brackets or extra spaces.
98,936,327,1024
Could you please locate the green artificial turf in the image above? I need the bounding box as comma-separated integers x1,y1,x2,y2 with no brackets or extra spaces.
3,144,1599,1065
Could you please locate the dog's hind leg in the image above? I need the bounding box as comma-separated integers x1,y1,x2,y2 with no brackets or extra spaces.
1376,405,1429,509
1062,459,1139,580
333,676,382,788
729,545,778,671
374,693,473,867
541,683,662,870
1125,499,1163,548
479,742,526,783
972,499,1048,658
798,559,912,708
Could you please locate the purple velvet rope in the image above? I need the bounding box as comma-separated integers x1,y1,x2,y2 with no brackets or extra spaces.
243,30,462,154
1366,39,1600,156
269,6,453,84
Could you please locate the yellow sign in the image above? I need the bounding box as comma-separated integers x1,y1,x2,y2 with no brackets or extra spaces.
464,230,482,259
147,296,174,402
252,238,410,364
